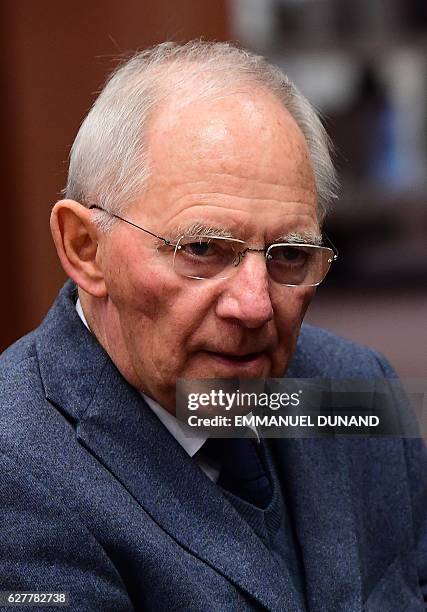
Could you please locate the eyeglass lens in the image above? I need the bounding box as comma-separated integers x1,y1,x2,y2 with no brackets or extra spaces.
172,236,333,286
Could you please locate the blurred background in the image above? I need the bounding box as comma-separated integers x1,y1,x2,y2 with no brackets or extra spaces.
1,0,426,377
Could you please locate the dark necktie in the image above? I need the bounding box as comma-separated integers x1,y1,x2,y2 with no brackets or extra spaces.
202,437,273,509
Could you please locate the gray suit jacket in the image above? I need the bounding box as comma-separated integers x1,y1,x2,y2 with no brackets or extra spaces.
0,280,426,611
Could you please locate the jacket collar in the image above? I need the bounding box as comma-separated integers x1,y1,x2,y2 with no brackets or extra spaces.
36,281,110,423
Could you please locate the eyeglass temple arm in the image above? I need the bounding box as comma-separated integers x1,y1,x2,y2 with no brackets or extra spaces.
89,205,339,260
323,232,339,260
89,205,174,246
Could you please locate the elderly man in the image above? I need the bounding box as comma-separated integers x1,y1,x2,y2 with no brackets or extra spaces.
1,41,426,611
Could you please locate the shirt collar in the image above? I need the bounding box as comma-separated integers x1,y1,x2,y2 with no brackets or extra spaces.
142,394,208,457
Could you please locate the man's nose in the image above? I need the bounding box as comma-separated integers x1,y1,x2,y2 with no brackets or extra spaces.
215,256,274,329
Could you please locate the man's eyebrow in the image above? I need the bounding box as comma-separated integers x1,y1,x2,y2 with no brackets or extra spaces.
167,223,322,244
273,230,323,245
171,222,235,240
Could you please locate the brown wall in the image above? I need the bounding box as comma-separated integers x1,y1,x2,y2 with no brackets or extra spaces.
1,0,229,351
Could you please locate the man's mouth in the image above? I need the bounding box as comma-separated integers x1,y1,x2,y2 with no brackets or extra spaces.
211,351,264,363
202,350,269,373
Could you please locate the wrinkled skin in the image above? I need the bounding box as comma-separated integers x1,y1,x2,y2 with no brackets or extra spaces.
86,88,319,412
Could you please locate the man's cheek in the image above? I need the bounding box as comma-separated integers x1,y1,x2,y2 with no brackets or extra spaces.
299,287,315,316
120,282,166,320
276,291,313,326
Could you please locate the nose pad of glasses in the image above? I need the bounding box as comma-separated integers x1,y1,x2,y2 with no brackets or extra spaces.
232,252,243,267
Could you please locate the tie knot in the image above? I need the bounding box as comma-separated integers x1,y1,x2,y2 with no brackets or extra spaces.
202,437,273,509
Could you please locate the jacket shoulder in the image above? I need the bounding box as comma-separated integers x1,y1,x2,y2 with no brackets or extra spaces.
0,280,78,402
1,329,37,365
0,330,40,393
289,323,395,378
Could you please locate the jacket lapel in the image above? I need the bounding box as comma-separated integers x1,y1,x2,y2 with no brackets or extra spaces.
276,365,363,611
76,362,305,612
36,282,305,612
271,435,363,611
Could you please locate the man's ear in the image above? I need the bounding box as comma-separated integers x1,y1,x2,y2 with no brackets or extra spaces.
50,200,107,297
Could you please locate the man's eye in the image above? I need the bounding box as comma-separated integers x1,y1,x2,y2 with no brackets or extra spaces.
179,238,232,259
184,241,212,257
275,246,309,264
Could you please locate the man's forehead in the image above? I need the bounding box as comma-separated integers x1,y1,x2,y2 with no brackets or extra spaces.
146,87,313,175
160,200,320,242
135,87,318,235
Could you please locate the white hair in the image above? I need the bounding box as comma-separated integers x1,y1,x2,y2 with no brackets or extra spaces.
65,40,338,229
